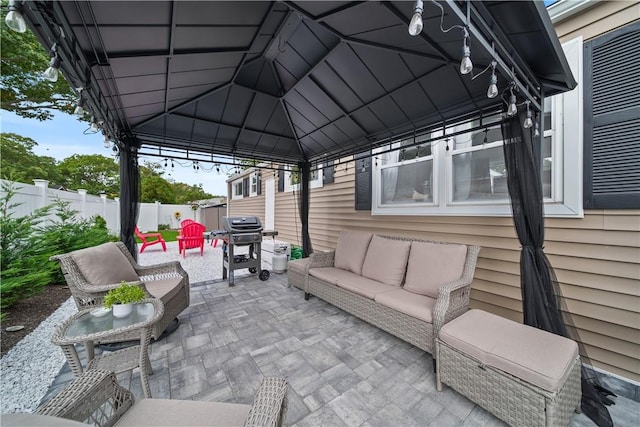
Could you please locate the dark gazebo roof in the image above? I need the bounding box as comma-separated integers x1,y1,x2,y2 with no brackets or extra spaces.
22,1,575,165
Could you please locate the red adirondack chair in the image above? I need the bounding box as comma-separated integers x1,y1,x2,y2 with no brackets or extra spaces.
135,227,167,253
177,222,206,258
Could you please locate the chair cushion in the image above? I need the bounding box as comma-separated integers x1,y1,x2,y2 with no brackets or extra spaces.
287,258,310,273
374,288,436,323
333,231,372,275
439,310,579,392
1,414,86,426
336,275,396,299
309,267,360,285
72,243,139,286
114,399,251,427
403,241,467,298
361,236,411,287
145,277,184,304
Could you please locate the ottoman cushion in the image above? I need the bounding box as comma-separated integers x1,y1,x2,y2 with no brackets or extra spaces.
439,309,579,392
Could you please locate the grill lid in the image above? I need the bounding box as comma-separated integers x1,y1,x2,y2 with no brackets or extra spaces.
223,216,263,233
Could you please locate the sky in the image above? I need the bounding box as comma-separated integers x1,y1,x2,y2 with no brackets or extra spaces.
1,110,229,196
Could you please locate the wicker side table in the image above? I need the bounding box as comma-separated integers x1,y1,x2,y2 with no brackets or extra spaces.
52,298,164,398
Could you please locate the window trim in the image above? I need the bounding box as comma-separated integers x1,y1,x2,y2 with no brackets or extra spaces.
232,179,244,200
250,172,259,197
284,166,323,193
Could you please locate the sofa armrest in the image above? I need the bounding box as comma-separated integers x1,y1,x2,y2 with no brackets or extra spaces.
244,377,288,427
73,280,152,298
134,260,188,278
431,245,481,344
309,251,335,268
35,369,134,425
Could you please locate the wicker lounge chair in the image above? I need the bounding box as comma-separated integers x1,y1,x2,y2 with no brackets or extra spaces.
2,369,288,427
50,241,189,343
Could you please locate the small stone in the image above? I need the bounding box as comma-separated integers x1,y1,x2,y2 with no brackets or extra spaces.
5,325,25,332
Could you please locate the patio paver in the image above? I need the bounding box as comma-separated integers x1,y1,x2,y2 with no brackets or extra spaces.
44,270,639,426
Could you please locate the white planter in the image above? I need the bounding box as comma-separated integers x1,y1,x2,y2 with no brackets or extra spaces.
112,303,133,318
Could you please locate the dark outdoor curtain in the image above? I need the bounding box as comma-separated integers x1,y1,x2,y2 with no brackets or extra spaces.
501,109,614,427
298,161,313,257
119,141,140,260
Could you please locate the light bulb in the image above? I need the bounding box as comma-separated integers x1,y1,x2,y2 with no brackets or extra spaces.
408,12,423,36
524,108,533,128
408,0,423,36
5,4,26,33
487,66,498,98
507,94,518,116
103,139,111,149
460,45,472,74
90,118,99,132
43,56,60,82
74,104,84,117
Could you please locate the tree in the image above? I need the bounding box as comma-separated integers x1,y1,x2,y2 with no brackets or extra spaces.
0,132,62,183
0,2,76,120
141,174,176,203
171,182,213,204
58,154,120,196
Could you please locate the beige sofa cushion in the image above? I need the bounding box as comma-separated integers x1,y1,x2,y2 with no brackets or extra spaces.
114,399,251,426
309,267,360,285
374,288,436,323
337,275,396,299
333,231,372,275
1,414,86,426
439,309,579,392
145,277,183,304
72,243,139,286
361,236,411,287
404,241,467,298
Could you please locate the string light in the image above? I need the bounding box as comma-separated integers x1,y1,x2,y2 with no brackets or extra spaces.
43,44,61,82
507,88,518,117
460,27,472,75
487,61,498,98
408,0,424,36
5,0,26,33
523,101,533,128
103,133,111,149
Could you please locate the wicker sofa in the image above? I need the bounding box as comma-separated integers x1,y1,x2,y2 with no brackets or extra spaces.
2,369,288,427
302,231,480,357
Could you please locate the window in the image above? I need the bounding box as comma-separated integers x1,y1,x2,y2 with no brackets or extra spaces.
370,38,583,218
284,166,323,192
232,180,243,200
250,173,260,197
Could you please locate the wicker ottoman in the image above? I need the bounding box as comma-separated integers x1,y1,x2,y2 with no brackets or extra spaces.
436,310,581,427
287,258,310,290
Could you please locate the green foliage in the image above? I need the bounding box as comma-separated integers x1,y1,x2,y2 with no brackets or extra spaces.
0,182,53,308
0,133,63,183
141,174,176,203
58,154,120,196
0,182,113,310
172,182,213,204
0,2,75,120
103,282,145,308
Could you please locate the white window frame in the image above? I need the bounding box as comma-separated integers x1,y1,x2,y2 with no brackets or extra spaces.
250,172,259,197
232,179,244,200
371,37,583,218
284,166,323,193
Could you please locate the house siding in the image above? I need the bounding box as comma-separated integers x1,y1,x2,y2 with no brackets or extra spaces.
228,4,640,383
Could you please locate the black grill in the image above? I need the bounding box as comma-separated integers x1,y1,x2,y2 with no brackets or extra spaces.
219,216,271,286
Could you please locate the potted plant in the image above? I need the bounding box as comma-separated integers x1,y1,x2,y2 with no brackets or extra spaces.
104,281,146,318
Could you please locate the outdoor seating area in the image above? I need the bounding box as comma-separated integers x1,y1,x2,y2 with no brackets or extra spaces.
30,265,637,427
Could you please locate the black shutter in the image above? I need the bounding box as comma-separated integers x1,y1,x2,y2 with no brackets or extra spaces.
256,173,262,195
354,152,371,211
242,177,249,196
277,166,284,192
323,161,334,185
584,21,640,209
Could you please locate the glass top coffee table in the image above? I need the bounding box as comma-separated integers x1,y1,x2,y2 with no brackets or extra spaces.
52,298,164,398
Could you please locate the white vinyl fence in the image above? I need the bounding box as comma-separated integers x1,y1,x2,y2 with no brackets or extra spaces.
1,179,199,234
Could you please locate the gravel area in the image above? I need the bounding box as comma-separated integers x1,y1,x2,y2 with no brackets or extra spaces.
0,240,272,414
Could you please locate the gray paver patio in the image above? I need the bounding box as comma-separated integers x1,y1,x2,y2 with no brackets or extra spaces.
43,244,638,426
